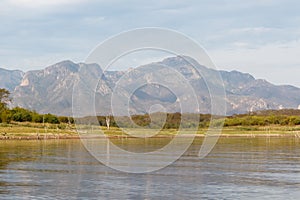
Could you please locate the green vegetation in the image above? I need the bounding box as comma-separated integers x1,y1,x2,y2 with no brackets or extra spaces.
0,106,74,125
0,88,74,125
78,111,300,129
0,88,11,109
0,88,12,123
225,111,300,127
78,113,212,129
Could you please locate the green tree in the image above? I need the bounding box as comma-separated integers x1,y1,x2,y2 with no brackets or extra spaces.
11,107,33,122
44,113,60,124
1,110,12,123
58,116,74,124
32,112,43,123
0,88,11,111
0,88,12,123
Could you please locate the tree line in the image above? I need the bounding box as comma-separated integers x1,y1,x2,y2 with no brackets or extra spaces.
225,112,300,126
0,88,74,124
0,107,74,124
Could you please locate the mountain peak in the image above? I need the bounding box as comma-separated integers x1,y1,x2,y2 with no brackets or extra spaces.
0,56,299,115
160,55,197,67
45,60,79,73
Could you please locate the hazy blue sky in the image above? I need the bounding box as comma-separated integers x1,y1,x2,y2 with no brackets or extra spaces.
1,0,300,86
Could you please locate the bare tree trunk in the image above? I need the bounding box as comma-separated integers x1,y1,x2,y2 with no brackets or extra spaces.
106,116,110,130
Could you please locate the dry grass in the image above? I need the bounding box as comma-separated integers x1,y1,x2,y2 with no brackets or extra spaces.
1,122,300,139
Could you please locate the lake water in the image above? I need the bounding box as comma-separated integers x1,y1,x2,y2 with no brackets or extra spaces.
0,137,300,199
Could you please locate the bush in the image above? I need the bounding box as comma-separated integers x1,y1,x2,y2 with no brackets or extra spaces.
224,117,242,126
288,116,300,126
58,116,74,124
44,113,59,124
1,110,12,123
57,124,67,129
11,107,32,122
32,113,43,123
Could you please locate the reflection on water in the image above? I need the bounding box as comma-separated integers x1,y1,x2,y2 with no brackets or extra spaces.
0,137,300,199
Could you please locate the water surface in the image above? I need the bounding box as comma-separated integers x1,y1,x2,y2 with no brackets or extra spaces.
0,137,300,199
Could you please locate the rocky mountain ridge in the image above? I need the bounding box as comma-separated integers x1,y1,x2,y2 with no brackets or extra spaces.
1,56,299,116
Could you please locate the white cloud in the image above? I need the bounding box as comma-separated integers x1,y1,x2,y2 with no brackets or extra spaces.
7,0,86,8
81,16,106,26
232,42,250,48
229,27,276,35
209,39,300,86
212,40,300,67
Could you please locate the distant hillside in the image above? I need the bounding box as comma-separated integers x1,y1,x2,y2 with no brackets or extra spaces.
1,56,300,116
249,109,300,116
0,68,24,91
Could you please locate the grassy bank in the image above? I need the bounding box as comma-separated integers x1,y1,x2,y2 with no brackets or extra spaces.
1,122,300,140
0,122,77,139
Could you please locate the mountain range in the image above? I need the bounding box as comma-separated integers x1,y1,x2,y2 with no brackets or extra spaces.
1,56,300,116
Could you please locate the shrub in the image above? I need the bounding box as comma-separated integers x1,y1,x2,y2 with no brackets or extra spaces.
1,110,12,123
44,113,60,124
11,107,32,122
32,113,43,123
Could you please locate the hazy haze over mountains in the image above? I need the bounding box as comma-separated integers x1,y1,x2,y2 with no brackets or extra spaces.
1,56,300,116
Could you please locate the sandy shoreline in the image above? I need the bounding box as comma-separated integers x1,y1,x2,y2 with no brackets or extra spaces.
1,133,300,140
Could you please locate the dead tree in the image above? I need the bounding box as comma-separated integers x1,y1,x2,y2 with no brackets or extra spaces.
105,116,110,130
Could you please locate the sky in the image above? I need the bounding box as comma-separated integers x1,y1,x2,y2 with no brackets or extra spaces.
1,0,300,87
